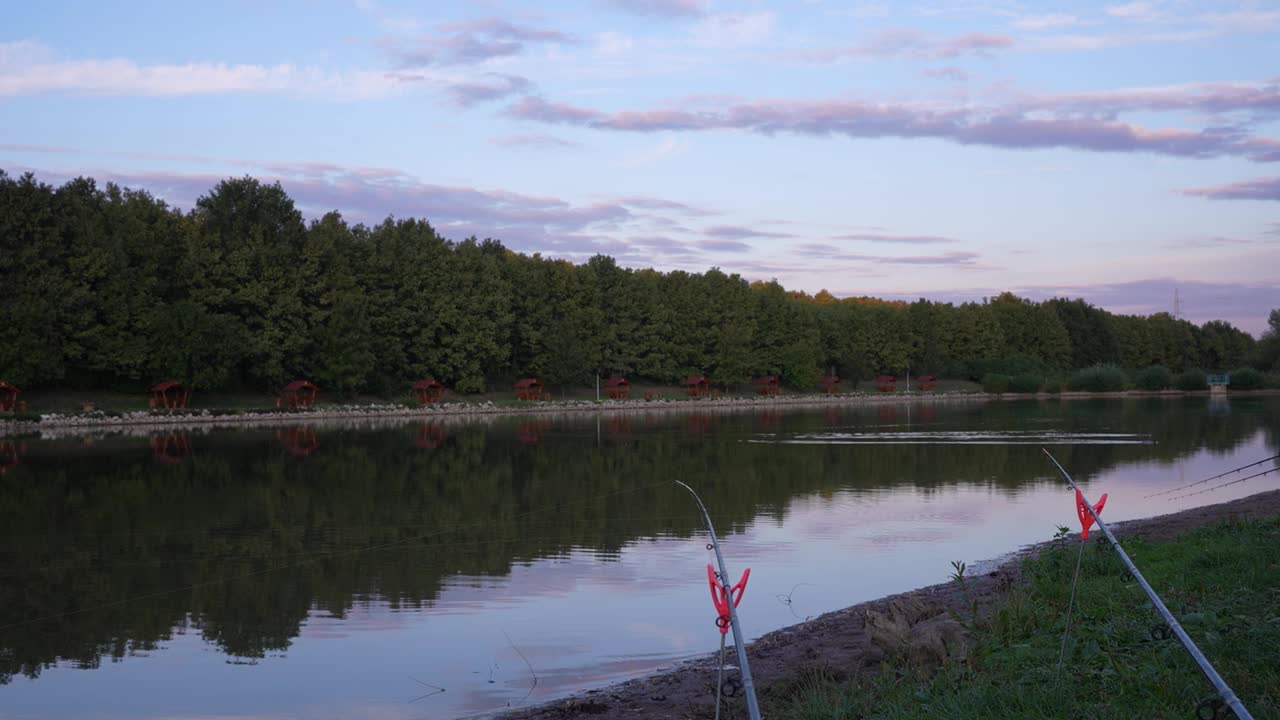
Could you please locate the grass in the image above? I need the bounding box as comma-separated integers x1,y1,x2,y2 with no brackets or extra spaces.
771,518,1280,719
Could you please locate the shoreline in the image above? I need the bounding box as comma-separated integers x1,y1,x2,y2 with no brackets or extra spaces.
498,488,1280,720
3,388,1276,440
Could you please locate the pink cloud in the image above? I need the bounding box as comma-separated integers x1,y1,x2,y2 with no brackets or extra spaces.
441,73,533,106
492,133,580,149
696,239,753,253
833,233,958,244
1180,176,1280,201
385,18,572,67
796,28,1014,62
605,0,705,17
506,93,1280,163
792,242,992,269
1040,79,1280,116
703,225,793,239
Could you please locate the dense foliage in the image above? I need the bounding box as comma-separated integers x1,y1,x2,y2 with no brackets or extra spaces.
1068,365,1128,392
1175,369,1209,392
1134,365,1172,391
1228,367,1266,391
0,171,1273,394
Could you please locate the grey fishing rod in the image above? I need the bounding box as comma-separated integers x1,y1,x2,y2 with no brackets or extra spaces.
675,480,763,720
1042,449,1254,720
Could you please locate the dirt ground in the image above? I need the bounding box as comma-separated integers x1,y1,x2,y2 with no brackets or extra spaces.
499,489,1280,720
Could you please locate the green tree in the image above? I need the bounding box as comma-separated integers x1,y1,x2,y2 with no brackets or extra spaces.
185,177,309,388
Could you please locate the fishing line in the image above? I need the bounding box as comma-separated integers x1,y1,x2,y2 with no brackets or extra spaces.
0,480,673,633
1168,466,1280,502
1042,449,1255,720
1057,539,1086,671
1143,454,1280,499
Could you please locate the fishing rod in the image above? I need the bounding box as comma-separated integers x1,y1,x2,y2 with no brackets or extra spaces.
1143,454,1280,499
675,480,762,720
1042,449,1254,720
1168,465,1280,502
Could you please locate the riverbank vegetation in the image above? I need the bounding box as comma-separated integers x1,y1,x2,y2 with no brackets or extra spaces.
4,171,1279,397
774,517,1280,719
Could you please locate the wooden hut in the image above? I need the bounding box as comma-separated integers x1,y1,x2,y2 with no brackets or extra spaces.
413,379,445,404
149,380,191,410
280,380,318,408
876,375,897,392
606,376,631,400
753,376,781,396
0,382,20,412
685,375,709,398
515,378,545,401
820,376,842,394
914,375,937,391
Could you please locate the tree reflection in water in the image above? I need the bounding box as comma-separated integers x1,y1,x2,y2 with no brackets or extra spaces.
0,396,1275,687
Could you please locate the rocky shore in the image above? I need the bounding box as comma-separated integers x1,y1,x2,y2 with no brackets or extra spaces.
0,391,991,439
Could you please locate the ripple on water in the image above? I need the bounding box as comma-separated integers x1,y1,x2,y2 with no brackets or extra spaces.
756,430,1152,445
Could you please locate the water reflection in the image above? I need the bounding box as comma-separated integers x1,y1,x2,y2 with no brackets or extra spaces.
0,397,1276,719
149,431,191,464
277,425,319,457
0,439,20,473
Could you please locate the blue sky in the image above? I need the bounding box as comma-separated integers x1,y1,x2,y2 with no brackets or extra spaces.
2,0,1278,332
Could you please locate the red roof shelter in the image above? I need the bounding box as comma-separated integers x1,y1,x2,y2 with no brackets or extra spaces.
280,380,318,408
876,375,897,392
413,379,445,404
515,378,545,401
753,376,781,396
150,380,191,410
0,382,20,412
685,375,709,398
606,377,630,400
914,375,937,391
821,376,842,394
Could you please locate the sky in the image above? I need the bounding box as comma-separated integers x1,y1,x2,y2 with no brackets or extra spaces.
2,0,1278,334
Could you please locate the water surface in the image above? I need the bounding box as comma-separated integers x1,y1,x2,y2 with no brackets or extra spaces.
1,396,1277,719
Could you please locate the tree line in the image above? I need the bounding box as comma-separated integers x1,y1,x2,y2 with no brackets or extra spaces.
2,170,1276,395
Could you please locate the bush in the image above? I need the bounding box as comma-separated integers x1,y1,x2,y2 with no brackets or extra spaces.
1043,379,1062,394
1009,373,1043,393
982,373,1011,394
1068,365,1127,392
1268,373,1280,390
967,355,1046,382
1134,365,1172,391
1174,369,1207,391
1228,367,1265,391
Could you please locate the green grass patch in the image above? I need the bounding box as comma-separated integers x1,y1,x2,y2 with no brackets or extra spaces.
771,518,1280,719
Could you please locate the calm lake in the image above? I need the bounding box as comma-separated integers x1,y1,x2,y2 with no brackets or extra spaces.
2,396,1278,719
